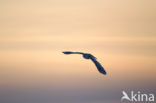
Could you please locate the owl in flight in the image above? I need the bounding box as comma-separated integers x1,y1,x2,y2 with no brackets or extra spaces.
62,51,106,75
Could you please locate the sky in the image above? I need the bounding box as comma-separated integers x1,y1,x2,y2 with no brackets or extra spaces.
0,0,156,103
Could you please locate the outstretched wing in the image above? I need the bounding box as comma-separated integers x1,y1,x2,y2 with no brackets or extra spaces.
62,51,73,54
90,56,106,75
63,51,84,55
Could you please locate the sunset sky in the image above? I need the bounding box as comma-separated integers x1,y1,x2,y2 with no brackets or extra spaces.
0,0,156,103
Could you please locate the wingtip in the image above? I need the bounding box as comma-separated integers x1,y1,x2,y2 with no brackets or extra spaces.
103,72,107,75
101,71,107,75
62,51,72,54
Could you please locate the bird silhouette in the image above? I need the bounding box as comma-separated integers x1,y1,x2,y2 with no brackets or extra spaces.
62,51,106,75
121,91,131,101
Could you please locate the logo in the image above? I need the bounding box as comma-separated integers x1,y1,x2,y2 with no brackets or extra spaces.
121,91,155,102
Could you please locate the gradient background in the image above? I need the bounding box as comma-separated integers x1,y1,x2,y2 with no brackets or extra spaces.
0,0,156,103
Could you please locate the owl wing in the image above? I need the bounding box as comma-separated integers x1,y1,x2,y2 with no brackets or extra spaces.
90,56,106,75
63,51,84,55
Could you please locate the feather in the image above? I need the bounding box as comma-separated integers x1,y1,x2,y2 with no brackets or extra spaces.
90,57,106,75
62,51,73,54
